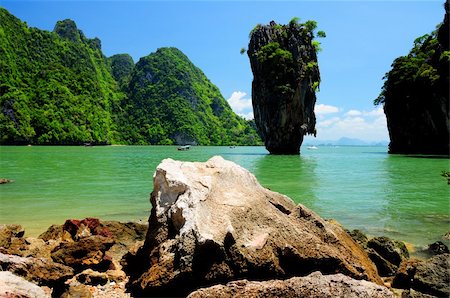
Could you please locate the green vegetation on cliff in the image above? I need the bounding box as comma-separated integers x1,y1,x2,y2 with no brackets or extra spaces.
0,9,122,144
116,48,260,145
108,54,135,89
249,19,324,97
0,8,260,146
374,33,449,107
247,19,322,154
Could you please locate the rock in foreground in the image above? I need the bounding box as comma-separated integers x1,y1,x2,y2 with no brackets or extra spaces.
188,271,395,298
393,253,449,297
126,156,381,297
0,252,74,288
0,271,48,298
0,219,146,297
248,21,319,154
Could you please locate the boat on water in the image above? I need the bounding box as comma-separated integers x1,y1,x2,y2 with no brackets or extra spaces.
177,145,191,151
307,146,318,150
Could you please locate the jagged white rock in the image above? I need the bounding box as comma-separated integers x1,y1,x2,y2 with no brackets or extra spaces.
129,156,383,296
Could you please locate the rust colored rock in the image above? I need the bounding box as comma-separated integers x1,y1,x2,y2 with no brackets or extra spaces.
51,236,115,272
76,269,109,286
39,224,64,241
61,284,94,298
0,252,74,287
1,225,59,259
102,221,147,246
0,224,25,248
62,218,105,240
40,219,146,244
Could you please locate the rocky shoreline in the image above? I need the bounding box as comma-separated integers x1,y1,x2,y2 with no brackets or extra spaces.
1,157,448,297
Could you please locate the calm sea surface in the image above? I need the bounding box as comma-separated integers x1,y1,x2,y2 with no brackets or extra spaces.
0,145,448,249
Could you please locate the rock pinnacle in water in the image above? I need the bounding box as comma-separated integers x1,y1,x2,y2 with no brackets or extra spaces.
248,20,320,154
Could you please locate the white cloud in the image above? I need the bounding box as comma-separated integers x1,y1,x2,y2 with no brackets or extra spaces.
315,104,340,115
238,111,254,120
227,91,254,120
345,107,384,117
363,107,384,117
314,107,389,142
317,117,340,128
345,109,362,117
225,93,387,141
227,91,252,113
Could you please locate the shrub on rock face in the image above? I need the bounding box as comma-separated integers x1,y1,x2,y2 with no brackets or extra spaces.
125,156,382,297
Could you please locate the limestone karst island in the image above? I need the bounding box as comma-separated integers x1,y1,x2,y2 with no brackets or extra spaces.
0,1,449,298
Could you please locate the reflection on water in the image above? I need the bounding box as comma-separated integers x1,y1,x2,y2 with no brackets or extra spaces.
0,145,448,247
308,147,391,235
252,154,318,208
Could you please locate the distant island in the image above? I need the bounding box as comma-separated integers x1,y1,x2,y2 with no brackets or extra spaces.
0,8,261,146
303,137,389,147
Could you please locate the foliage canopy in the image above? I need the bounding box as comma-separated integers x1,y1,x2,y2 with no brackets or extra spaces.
374,29,449,105
0,8,261,146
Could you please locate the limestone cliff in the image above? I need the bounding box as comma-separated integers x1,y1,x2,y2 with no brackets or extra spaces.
248,20,320,154
376,1,449,155
0,8,261,146
116,47,261,145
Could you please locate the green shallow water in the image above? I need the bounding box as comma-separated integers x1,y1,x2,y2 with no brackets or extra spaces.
0,145,448,249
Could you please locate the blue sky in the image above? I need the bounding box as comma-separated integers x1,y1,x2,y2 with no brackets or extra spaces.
1,0,445,141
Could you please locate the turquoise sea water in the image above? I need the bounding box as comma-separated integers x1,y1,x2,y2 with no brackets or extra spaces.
0,145,448,249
